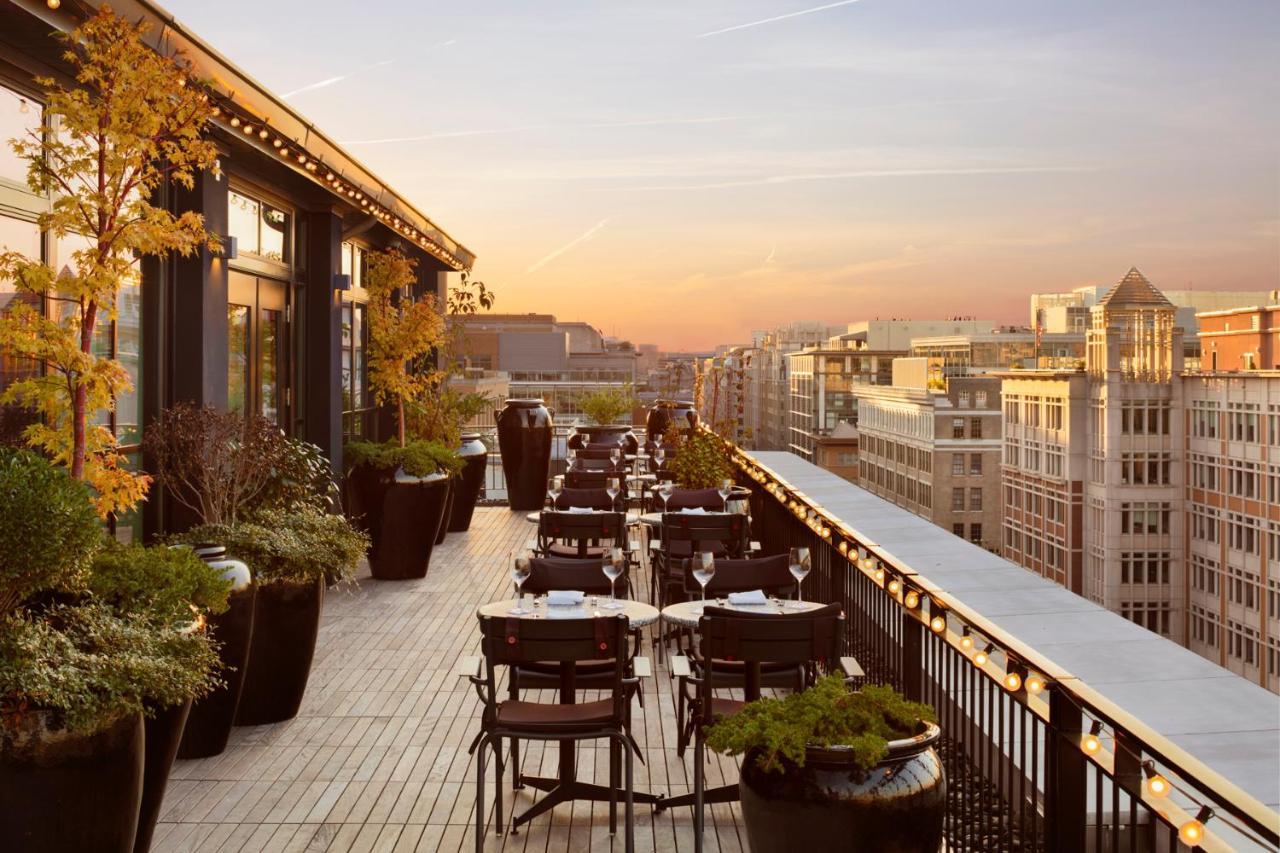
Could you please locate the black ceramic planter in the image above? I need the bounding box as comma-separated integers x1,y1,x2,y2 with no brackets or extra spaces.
496,399,553,511
0,711,145,852
135,699,192,853
235,577,326,725
738,723,945,853
447,433,487,532
435,477,455,545
177,586,256,758
568,423,639,455
646,399,698,446
350,463,451,580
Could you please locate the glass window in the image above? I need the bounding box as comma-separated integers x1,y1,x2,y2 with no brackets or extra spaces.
227,304,250,413
259,307,282,424
0,214,42,445
1,87,40,184
259,204,289,262
229,189,291,263
228,190,260,256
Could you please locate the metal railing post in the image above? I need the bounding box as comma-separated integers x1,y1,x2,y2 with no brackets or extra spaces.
1046,687,1087,853
901,606,924,702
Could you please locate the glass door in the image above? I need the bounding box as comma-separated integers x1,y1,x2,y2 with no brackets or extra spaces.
228,271,290,426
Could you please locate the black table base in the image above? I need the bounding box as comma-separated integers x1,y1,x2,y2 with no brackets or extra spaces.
513,773,662,828
654,782,738,811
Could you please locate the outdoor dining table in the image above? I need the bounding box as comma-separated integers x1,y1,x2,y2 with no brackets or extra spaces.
523,509,644,524
655,598,828,811
474,597,662,826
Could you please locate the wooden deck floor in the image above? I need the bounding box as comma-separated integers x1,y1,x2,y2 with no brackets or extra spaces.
153,506,749,852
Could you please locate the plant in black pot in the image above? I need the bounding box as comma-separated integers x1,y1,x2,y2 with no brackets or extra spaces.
0,450,222,853
569,384,639,453
666,428,735,489
406,387,494,534
344,247,463,578
88,542,230,853
706,677,944,853
172,507,367,726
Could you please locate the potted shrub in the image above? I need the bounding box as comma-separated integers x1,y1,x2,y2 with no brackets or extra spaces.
407,387,493,534
0,450,221,853
666,428,735,489
172,508,367,725
87,543,229,853
569,384,639,453
344,247,461,578
706,677,945,853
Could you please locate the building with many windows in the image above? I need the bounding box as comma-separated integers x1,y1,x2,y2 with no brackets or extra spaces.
1196,301,1280,371
786,346,899,460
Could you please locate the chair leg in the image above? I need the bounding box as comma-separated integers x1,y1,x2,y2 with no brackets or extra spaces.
474,734,487,853
493,739,504,835
609,737,620,834
624,732,636,853
675,683,687,758
693,729,705,853
511,737,522,789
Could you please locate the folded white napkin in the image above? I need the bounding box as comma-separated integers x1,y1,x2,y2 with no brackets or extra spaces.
565,506,593,514
727,589,768,605
545,605,587,619
546,590,585,606
680,507,707,514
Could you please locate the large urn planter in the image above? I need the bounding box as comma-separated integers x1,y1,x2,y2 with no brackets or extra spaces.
0,711,145,853
447,433,487,532
177,548,254,759
435,477,455,545
646,399,698,447
738,722,945,853
134,699,192,853
568,423,639,455
349,463,451,579
496,399,553,511
235,577,325,725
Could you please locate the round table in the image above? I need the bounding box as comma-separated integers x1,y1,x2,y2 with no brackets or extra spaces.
637,510,751,527
523,509,644,524
478,597,659,627
660,598,824,627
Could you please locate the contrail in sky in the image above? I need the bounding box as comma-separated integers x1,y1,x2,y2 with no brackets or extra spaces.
527,219,611,273
698,0,862,38
283,59,395,98
619,165,1093,192
343,116,743,146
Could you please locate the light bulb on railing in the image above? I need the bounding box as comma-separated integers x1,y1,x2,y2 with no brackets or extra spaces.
904,590,920,609
1179,807,1212,846
1003,671,1022,692
1025,673,1045,694
1082,721,1102,755
888,578,901,596
973,644,989,667
1142,761,1171,798
874,567,885,585
930,613,946,633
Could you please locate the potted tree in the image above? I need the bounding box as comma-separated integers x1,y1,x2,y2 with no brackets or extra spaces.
0,450,222,853
406,387,494,534
569,384,639,453
666,428,735,489
345,248,461,579
706,677,945,853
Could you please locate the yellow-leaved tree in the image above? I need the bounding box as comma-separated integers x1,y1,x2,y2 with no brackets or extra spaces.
0,8,219,517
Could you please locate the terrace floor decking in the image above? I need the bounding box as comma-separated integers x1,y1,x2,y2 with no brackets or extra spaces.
153,507,750,852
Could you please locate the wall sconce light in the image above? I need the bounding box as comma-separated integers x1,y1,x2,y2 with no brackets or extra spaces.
217,236,238,260
333,273,352,292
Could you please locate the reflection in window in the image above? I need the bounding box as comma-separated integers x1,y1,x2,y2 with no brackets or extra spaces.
341,300,369,437
228,189,291,263
260,308,281,424
228,191,260,256
1,87,40,184
0,213,41,444
260,206,288,262
228,304,250,413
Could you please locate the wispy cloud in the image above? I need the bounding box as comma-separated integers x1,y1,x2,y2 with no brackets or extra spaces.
283,59,395,98
612,165,1094,192
764,246,777,264
527,219,611,274
342,116,744,146
698,0,862,39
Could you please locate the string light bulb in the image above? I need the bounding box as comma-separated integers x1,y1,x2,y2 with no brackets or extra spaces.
259,127,269,140
18,98,30,114
973,646,989,667
960,628,974,651
930,613,946,633
1003,671,1022,692
47,0,61,9
272,137,283,148
229,116,240,128
888,578,901,596
904,589,920,609
1142,761,1171,798
1179,807,1212,846
1082,721,1102,755
1025,673,1045,694
242,124,254,135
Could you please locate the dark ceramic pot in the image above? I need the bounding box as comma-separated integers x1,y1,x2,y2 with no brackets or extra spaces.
447,433,488,532
568,423,639,455
0,711,144,852
436,477,455,545
350,463,451,579
738,722,945,853
235,577,325,725
135,699,192,853
496,399,553,511
177,586,256,758
646,400,698,448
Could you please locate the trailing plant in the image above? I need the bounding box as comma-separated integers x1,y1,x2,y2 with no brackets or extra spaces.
345,438,463,479
0,448,101,615
143,403,289,526
706,677,936,774
251,436,342,515
0,602,221,734
0,8,218,517
666,429,735,489
172,508,369,587
89,542,230,626
577,384,636,426
364,248,446,446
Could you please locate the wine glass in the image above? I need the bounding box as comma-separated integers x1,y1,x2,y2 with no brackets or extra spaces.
718,478,733,511
692,551,716,614
610,446,622,468
658,481,674,514
788,547,811,608
601,547,625,610
566,446,577,470
510,550,533,615
606,477,621,510
547,474,563,509
654,446,666,470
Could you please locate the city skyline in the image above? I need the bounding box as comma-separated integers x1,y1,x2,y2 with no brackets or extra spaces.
162,0,1279,349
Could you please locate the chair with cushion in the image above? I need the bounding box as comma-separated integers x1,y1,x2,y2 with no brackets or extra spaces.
463,614,643,851
565,469,627,495
535,510,627,559
668,603,858,853
655,512,748,607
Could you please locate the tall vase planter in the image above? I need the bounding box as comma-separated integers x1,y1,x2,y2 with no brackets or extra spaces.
0,711,145,853
568,423,639,455
177,583,255,759
496,399,553,511
737,723,945,853
234,577,325,725
134,698,192,853
350,463,451,580
435,477,455,545
646,400,698,447
447,433,487,532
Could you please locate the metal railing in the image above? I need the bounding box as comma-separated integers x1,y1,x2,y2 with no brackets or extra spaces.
477,426,647,503
731,445,1279,853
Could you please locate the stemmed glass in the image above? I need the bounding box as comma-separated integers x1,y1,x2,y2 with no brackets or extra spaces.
718,478,733,511
654,446,666,471
547,475,563,509
601,547,625,610
606,477,621,510
610,446,622,469
657,481,674,514
566,447,577,470
509,550,533,615
692,551,716,614
788,547,811,608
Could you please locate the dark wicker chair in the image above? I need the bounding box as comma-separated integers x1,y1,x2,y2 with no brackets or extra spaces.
535,510,627,559
654,512,748,606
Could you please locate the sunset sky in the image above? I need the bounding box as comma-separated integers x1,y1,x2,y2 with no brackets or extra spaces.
166,0,1279,350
